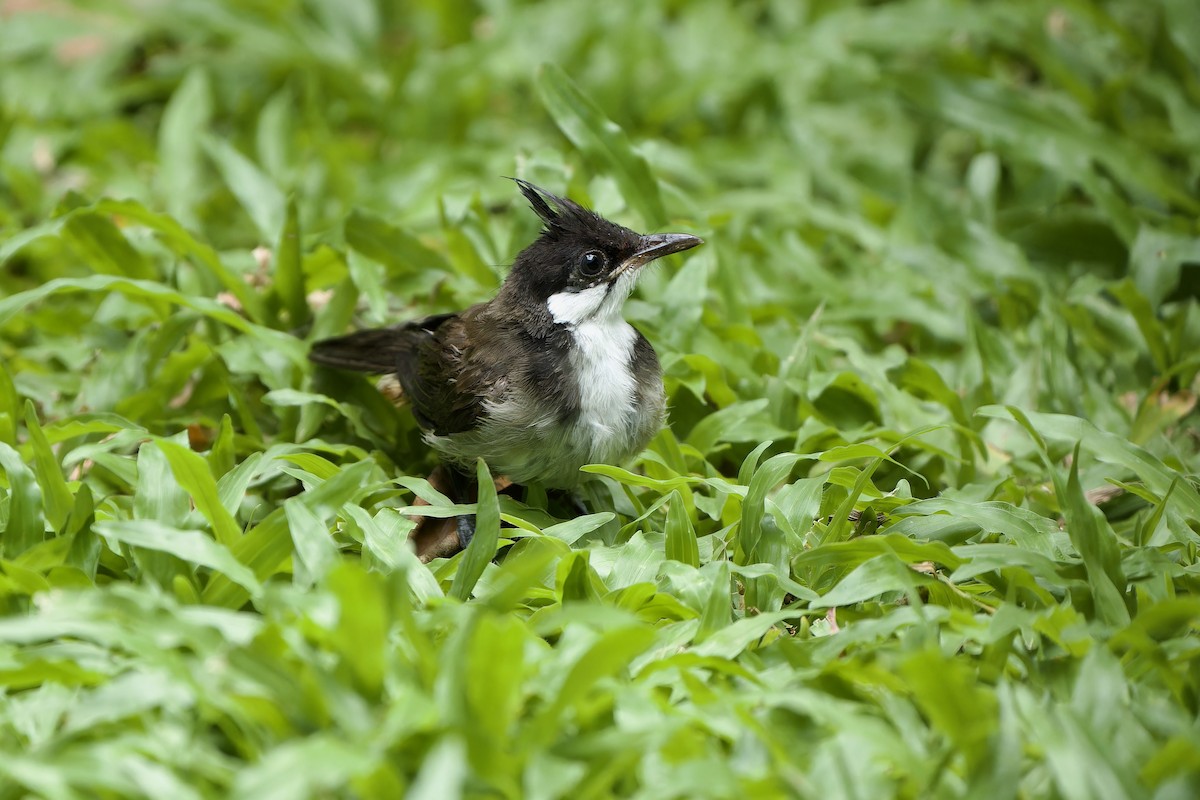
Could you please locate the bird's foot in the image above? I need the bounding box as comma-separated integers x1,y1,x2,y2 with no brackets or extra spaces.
409,465,464,563
408,465,512,563
570,494,589,517
456,513,476,548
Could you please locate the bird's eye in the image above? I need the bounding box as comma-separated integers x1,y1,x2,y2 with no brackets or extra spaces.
579,250,607,277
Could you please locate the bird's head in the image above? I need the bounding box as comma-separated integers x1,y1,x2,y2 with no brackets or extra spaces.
498,180,703,327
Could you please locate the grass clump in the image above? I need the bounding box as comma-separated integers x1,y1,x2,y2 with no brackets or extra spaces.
2,1,1199,797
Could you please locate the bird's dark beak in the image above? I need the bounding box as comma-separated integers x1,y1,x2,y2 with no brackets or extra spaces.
613,233,704,279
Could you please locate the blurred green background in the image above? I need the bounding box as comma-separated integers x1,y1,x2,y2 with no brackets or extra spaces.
1,0,1199,797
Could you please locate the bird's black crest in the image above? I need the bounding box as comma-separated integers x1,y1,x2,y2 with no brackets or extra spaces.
512,178,560,224
509,178,606,240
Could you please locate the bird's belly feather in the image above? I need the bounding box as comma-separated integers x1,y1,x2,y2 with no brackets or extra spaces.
426,319,664,487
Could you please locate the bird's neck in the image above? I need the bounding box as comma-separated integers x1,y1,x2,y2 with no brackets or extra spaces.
484,288,557,339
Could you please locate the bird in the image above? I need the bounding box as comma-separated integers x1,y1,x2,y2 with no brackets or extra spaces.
309,179,703,552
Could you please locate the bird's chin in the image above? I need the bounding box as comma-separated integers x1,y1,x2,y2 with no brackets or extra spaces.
600,268,643,314
606,262,645,290
606,260,641,282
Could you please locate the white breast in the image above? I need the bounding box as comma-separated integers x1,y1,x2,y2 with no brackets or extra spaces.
547,282,640,446
568,317,638,446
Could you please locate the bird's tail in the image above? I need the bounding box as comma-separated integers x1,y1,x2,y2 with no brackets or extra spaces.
308,328,411,373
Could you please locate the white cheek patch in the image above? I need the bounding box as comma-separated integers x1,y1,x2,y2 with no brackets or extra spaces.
547,283,608,326
547,269,640,326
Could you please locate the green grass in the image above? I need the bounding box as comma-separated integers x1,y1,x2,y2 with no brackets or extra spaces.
2,0,1200,797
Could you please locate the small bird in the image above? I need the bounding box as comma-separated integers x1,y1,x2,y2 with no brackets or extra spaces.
310,180,702,548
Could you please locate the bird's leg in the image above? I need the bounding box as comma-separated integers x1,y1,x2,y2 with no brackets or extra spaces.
456,514,477,548
546,488,590,518
570,493,589,517
445,465,479,549
409,466,516,562
408,465,472,561
449,470,518,547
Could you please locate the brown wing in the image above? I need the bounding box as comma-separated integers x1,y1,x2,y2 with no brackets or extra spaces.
400,306,510,436
310,303,583,437
309,308,506,436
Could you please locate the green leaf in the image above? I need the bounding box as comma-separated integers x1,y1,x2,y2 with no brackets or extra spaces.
135,440,190,528
463,613,527,776
0,441,43,557
215,452,263,517
898,73,1199,214
324,562,388,697
208,414,237,478
694,560,732,643
536,64,667,227
228,734,377,800
341,505,441,602
794,533,964,572
284,497,339,584
899,648,998,770
61,213,154,280
528,624,658,744
0,275,294,366
158,440,242,547
692,610,798,658
450,459,502,601
1056,442,1131,627
686,399,770,455
64,483,99,578
204,136,286,242
823,458,885,545
344,208,452,277
157,66,212,226
538,512,615,545
273,198,309,327
664,490,699,567
103,198,264,320
809,553,936,608
406,737,466,800
22,401,72,531
1108,279,1170,373
580,463,697,493
738,453,803,563
202,459,376,608
1128,226,1200,307
894,496,1058,553
0,363,18,446
94,520,260,596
